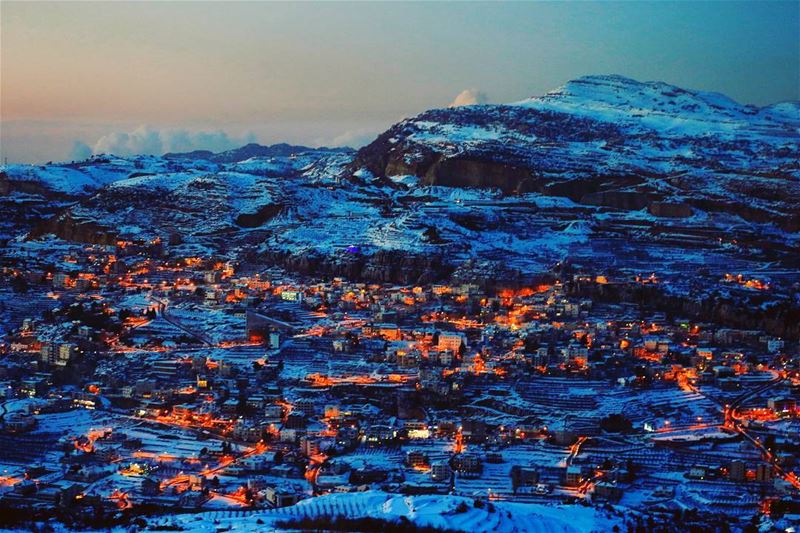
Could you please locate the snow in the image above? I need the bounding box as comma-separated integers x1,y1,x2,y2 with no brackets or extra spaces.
4,74,798,298
166,491,622,532
1,155,189,195
514,75,794,133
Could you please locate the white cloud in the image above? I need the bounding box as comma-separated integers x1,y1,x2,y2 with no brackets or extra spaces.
448,88,489,107
69,140,93,161
85,126,257,157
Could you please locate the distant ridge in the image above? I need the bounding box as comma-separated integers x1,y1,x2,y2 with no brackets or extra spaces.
164,142,353,163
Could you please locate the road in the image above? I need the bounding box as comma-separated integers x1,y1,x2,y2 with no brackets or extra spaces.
564,436,588,468
162,442,268,489
725,370,783,417
722,372,800,491
150,296,213,346
672,368,798,492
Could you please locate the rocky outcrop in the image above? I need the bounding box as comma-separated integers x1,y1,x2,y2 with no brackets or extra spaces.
235,204,284,228
421,157,533,193
29,212,117,245
261,249,451,285
566,280,800,340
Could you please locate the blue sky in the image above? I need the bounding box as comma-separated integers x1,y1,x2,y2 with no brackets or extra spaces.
2,1,798,163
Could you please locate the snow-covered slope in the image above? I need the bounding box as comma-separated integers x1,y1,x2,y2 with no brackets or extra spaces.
0,155,194,196
0,145,349,196
5,75,800,290
164,491,623,533
28,152,353,255
517,75,788,127
351,75,799,228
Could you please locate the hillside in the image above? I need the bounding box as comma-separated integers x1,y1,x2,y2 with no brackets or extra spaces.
351,75,799,229
2,75,799,295
163,491,623,533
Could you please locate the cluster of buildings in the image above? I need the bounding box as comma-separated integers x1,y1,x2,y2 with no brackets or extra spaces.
0,240,799,529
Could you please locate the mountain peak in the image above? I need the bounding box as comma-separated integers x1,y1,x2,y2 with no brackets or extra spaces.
350,74,799,229
513,74,760,122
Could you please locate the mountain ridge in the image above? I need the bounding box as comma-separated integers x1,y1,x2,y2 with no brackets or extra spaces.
163,142,354,163
348,74,799,228
1,74,798,293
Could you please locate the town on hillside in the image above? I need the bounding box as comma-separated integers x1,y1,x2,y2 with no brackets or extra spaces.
0,236,798,531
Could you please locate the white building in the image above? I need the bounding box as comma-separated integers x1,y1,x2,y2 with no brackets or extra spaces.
438,332,466,352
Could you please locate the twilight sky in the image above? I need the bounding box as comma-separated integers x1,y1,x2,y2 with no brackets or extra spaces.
1,1,798,163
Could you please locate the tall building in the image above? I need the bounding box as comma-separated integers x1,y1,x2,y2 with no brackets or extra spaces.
729,460,746,482
756,463,772,482
438,332,466,352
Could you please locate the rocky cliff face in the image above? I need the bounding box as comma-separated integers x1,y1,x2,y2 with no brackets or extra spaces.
29,211,118,245
262,249,450,286
566,280,800,340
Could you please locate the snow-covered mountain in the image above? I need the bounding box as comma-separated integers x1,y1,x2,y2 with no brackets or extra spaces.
352,75,799,228
0,145,349,197
2,75,798,289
